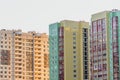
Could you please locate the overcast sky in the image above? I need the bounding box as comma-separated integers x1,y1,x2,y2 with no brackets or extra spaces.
0,0,119,34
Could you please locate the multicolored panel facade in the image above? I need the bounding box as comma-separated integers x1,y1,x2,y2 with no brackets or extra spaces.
91,10,120,80
108,10,120,80
90,11,109,80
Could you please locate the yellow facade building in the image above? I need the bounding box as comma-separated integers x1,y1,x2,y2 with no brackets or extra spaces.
49,20,90,80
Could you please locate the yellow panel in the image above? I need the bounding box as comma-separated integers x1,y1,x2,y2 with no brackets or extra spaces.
60,20,89,80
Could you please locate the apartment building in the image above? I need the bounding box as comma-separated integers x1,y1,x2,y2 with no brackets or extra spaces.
34,33,49,80
0,29,49,80
49,20,90,80
0,29,13,80
90,9,120,80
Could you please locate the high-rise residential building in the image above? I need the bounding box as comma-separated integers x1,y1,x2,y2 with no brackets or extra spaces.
90,9,120,80
14,30,34,80
0,29,49,80
49,20,90,80
34,33,49,80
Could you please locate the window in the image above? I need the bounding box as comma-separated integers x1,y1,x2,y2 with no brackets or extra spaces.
85,66,87,69
84,52,87,55
84,33,87,37
85,61,88,65
73,60,76,63
4,71,7,73
85,75,88,79
74,75,77,78
73,37,76,40
73,70,76,73
73,46,76,49
112,16,118,29
84,47,87,51
1,71,3,73
84,38,87,42
84,29,87,32
84,43,87,46
73,41,76,44
84,56,88,60
92,21,97,33
85,71,88,74
0,75,3,78
73,51,76,54
1,45,3,48
73,56,76,59
97,20,102,32
5,34,7,37
73,32,76,36
74,65,76,68
102,18,106,31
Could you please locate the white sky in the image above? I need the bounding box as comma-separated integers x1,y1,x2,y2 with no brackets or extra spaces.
0,0,119,34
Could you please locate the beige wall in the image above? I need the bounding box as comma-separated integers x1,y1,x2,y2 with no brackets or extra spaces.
0,29,49,80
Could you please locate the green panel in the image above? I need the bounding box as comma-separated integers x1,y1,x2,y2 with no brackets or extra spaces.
108,12,113,80
49,23,60,80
